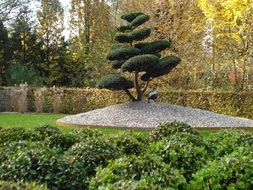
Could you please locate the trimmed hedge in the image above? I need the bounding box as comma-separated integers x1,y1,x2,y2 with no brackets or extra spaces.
0,87,252,119
0,123,253,189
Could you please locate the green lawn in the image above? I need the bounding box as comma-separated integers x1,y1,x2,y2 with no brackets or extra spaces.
0,113,66,129
0,113,250,137
0,113,139,134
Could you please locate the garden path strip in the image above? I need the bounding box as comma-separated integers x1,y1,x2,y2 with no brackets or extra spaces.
57,101,253,130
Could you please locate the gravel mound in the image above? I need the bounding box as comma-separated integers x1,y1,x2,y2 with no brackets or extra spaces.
57,101,253,129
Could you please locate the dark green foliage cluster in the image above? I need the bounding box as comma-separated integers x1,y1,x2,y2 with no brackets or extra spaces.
107,47,141,61
34,125,61,137
121,54,159,72
134,40,171,54
131,28,151,41
65,137,118,175
108,131,148,155
4,63,43,86
1,123,253,189
149,121,199,141
189,148,253,190
97,74,134,90
149,133,209,181
111,60,125,69
98,12,181,100
121,12,144,22
141,56,181,81
206,129,253,158
0,127,43,144
89,154,187,190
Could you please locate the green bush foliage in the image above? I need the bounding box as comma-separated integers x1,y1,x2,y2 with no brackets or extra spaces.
207,129,253,158
149,121,199,141
0,141,48,163
1,123,252,189
0,181,48,190
114,33,133,43
109,131,148,155
117,24,132,32
46,133,79,151
34,125,61,137
69,128,103,141
89,154,187,190
0,147,88,190
189,149,253,190
0,128,43,144
149,133,209,181
65,136,118,175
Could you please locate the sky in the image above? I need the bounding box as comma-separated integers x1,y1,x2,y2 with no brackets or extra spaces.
59,0,70,8
59,0,71,38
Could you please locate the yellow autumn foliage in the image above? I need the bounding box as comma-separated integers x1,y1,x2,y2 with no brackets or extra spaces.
198,0,251,42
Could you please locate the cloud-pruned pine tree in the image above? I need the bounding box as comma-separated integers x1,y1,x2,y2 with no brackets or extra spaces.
97,12,181,101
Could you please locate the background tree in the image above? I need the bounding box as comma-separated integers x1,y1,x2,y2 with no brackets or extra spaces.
9,6,37,64
98,12,181,101
69,0,114,87
0,20,11,86
37,0,65,86
0,0,30,22
2,6,43,86
199,0,253,90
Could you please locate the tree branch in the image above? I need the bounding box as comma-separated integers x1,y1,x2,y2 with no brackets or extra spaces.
124,89,136,101
141,78,151,94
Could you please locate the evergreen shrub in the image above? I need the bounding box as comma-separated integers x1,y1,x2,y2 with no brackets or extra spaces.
65,136,118,175
149,133,209,181
189,149,253,190
149,121,199,141
0,147,88,190
89,154,187,190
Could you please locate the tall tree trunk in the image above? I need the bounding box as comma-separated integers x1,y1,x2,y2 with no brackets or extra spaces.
0,64,3,86
211,47,216,89
241,57,247,91
84,0,91,55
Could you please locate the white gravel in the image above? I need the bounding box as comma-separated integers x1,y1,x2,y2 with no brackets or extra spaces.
57,101,253,129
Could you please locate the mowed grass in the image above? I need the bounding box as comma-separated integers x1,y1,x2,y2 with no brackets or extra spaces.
0,113,140,134
0,113,251,137
0,113,66,129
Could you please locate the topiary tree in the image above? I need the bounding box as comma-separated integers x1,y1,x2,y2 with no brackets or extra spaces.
97,12,181,101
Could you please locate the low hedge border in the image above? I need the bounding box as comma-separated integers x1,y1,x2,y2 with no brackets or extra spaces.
0,87,252,119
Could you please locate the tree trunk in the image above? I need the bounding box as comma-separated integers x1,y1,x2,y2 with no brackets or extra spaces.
124,89,136,101
134,71,142,101
0,64,3,86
